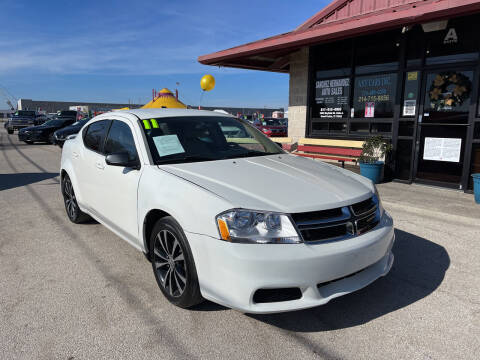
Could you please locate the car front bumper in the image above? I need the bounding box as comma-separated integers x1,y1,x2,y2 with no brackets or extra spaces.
187,211,394,314
52,133,66,146
18,132,48,142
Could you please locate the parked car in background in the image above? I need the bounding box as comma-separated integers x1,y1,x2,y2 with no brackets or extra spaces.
255,117,288,137
18,117,75,144
60,108,394,314
52,118,90,147
56,110,78,121
6,111,47,134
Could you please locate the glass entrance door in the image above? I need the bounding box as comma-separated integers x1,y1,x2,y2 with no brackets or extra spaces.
414,69,474,187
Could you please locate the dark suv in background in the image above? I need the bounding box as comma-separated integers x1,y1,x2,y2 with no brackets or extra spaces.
52,118,90,147
6,111,48,134
18,117,76,144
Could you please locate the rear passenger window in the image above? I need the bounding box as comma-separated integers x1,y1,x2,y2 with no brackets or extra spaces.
83,120,111,153
104,120,138,161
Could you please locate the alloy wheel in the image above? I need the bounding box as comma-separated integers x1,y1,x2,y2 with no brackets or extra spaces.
153,230,187,298
63,177,77,220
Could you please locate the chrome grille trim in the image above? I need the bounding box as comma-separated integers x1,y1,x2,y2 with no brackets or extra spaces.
292,196,380,243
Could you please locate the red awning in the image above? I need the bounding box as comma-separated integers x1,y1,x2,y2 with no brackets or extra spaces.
198,0,480,72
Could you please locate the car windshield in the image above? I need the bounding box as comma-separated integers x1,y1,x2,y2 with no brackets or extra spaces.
15,111,36,117
72,118,89,126
57,111,76,117
142,116,283,164
43,119,70,127
262,119,283,126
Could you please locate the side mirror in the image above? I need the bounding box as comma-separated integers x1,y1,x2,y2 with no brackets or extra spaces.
105,152,140,170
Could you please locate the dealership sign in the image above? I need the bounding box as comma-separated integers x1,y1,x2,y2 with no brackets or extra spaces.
444,28,458,44
315,78,350,118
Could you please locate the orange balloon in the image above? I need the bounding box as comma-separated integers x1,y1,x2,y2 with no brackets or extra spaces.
200,74,215,91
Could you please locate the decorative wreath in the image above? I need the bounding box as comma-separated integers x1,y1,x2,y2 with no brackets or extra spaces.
429,71,472,110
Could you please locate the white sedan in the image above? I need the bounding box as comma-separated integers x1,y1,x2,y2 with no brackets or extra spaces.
60,108,394,314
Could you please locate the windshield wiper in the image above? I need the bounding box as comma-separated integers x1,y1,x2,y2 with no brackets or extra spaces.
223,151,270,159
156,155,216,165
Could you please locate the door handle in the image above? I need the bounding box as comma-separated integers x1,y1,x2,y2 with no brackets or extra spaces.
72,151,79,158
95,161,105,170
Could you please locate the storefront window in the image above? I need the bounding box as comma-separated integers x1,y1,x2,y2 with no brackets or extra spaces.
425,16,480,65
423,70,473,123
313,77,351,119
402,71,420,117
312,122,328,133
371,123,392,133
355,31,400,74
353,73,397,118
329,122,347,133
405,26,424,67
474,123,480,139
350,122,369,133
312,39,352,78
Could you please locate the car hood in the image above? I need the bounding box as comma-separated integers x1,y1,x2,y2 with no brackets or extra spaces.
56,125,81,135
10,117,34,123
159,154,374,213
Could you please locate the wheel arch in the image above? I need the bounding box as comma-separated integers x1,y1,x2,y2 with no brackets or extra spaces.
143,209,173,261
60,166,84,206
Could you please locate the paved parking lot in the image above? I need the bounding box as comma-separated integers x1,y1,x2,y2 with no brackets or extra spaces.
1,128,479,360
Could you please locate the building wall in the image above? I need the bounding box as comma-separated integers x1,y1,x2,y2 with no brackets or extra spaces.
18,99,142,113
17,99,283,117
288,47,309,143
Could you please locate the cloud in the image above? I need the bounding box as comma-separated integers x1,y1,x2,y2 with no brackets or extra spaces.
0,5,265,76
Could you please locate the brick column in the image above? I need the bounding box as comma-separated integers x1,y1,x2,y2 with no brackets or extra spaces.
288,47,309,143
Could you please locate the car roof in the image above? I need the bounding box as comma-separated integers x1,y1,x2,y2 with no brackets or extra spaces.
114,108,235,120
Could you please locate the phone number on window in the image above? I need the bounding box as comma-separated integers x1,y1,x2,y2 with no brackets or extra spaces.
357,95,390,102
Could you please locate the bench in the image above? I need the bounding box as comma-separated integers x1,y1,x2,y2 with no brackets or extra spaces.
293,138,364,168
270,137,294,151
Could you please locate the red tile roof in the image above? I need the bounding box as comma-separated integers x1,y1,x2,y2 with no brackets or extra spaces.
198,0,480,71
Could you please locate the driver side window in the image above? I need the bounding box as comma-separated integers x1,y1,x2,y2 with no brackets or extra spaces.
104,120,139,162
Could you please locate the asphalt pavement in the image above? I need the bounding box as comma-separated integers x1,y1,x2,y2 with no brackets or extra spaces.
0,128,479,360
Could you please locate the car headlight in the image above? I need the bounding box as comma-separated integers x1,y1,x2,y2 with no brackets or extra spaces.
216,209,302,244
374,186,385,218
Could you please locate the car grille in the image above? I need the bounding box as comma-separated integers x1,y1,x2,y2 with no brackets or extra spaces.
291,196,380,243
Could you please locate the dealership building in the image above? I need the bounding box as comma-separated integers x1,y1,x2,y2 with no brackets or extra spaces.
199,0,480,192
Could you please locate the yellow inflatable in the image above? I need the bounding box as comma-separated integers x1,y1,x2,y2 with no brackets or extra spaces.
142,88,187,109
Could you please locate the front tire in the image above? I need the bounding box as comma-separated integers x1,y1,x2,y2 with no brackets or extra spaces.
62,174,90,224
150,217,203,308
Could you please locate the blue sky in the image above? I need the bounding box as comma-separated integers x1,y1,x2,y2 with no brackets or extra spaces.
0,0,329,109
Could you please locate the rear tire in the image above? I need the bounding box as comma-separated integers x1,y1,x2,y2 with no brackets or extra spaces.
150,217,203,308
7,129,13,134
62,174,90,224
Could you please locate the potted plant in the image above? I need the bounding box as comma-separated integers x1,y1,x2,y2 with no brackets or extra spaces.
358,135,392,184
472,174,480,204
